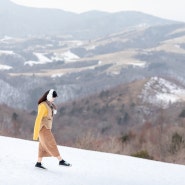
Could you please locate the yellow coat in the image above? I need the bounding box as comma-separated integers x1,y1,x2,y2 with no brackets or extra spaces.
33,103,48,140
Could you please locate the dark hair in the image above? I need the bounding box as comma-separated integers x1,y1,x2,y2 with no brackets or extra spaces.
38,90,49,105
38,89,58,105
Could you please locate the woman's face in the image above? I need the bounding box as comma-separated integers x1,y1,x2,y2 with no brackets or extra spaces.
48,97,55,103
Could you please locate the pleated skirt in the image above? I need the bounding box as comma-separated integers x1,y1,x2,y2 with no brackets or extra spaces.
38,126,60,157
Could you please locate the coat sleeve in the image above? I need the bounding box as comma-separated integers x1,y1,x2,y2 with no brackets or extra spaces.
33,103,46,140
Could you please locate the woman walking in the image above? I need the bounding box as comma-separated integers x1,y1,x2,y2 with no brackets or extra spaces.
33,89,71,169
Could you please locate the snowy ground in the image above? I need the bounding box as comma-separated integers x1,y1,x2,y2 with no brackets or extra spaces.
0,136,185,185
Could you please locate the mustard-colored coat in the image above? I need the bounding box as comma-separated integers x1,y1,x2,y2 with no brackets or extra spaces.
33,103,48,140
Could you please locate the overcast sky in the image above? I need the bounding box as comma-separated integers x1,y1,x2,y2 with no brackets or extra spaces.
11,0,185,22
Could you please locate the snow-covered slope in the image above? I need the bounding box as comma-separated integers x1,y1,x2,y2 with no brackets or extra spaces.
24,51,80,66
140,77,185,108
0,136,185,185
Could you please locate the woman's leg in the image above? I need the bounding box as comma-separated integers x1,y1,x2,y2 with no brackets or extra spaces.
38,157,43,162
57,156,62,161
35,144,46,169
35,156,46,169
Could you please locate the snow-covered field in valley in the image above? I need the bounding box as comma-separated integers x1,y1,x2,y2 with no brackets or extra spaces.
0,136,185,185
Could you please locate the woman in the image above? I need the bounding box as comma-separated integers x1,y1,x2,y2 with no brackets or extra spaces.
33,89,71,169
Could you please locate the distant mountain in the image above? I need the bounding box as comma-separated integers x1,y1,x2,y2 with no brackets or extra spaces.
1,0,185,111
1,21,185,110
0,0,178,39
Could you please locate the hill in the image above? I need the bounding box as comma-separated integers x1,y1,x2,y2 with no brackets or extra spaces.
1,77,185,164
1,136,185,185
1,1,185,110
1,22,185,110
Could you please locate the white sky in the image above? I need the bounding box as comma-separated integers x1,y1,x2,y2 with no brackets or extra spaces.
11,0,185,22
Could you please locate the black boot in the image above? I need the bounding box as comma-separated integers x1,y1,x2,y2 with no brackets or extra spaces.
35,162,47,169
59,159,72,167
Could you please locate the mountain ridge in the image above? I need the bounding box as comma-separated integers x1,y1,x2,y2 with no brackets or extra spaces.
0,0,178,39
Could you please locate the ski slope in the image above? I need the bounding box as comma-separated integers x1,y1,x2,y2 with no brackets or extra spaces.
0,136,185,185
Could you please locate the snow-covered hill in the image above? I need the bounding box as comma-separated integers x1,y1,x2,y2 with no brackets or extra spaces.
140,77,185,108
0,136,185,185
